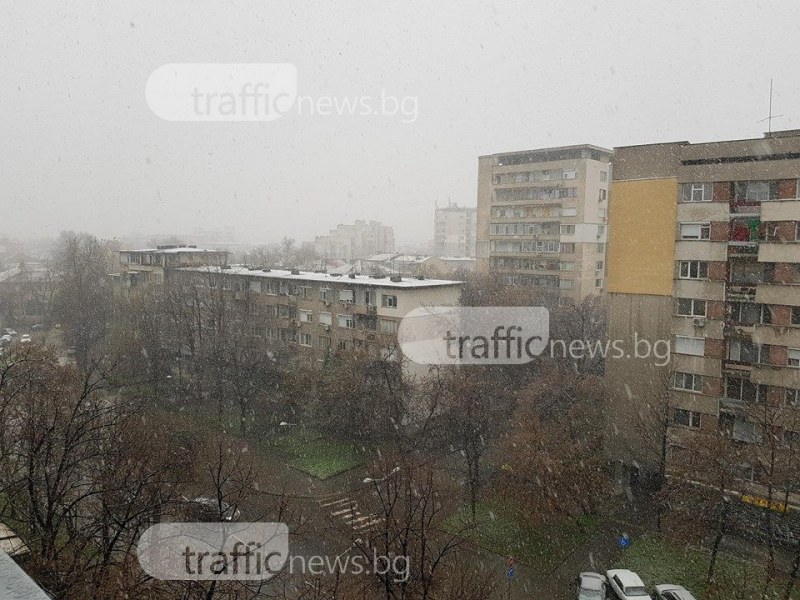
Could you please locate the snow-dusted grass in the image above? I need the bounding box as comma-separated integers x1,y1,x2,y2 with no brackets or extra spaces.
619,532,795,600
444,499,600,572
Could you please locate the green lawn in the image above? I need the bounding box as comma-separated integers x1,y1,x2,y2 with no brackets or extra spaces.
444,500,601,573
268,427,363,479
619,533,798,600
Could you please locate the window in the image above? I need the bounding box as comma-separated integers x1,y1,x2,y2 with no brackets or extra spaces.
596,242,605,253
789,349,800,368
674,372,703,393
599,170,608,182
597,225,606,236
792,307,800,326
786,388,800,407
339,289,355,303
796,222,800,241
677,298,706,317
320,288,330,301
729,302,770,325
674,408,701,428
379,319,398,334
680,182,712,203
599,189,607,201
318,312,332,326
728,339,766,363
338,314,355,329
560,279,574,290
680,223,711,240
299,333,313,347
559,261,575,271
734,180,777,201
560,242,575,254
267,281,279,295
363,290,376,306
318,336,331,350
596,261,604,271
561,207,577,217
676,336,705,356
595,279,602,287
560,224,575,235
726,377,767,403
677,260,708,279
563,169,577,179
299,309,313,323
599,208,607,219
381,294,398,308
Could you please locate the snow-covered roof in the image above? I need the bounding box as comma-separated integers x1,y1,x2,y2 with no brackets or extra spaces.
122,247,225,254
178,265,463,289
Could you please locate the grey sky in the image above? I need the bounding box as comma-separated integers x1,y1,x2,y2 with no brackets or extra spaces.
2,1,799,246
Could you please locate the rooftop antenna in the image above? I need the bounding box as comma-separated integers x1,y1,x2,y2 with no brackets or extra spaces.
758,78,783,133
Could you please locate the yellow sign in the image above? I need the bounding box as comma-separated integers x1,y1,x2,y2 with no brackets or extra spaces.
741,494,788,513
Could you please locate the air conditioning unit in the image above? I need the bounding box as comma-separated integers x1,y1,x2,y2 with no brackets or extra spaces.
323,324,331,331
693,317,706,327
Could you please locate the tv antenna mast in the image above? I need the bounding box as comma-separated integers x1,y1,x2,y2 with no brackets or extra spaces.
758,78,783,133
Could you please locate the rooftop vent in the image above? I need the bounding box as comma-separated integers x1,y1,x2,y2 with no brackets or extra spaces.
290,269,300,275
262,268,271,272
390,275,402,283
416,275,425,280
348,273,356,279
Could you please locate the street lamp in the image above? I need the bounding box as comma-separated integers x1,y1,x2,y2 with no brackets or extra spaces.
363,466,400,484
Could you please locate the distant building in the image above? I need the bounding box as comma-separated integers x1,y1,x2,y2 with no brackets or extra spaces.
476,144,612,301
359,254,475,278
434,203,476,258
113,245,228,287
314,220,395,261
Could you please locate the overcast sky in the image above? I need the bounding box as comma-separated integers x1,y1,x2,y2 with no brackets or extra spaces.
2,1,800,247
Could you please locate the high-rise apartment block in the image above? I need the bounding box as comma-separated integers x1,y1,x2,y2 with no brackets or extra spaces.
314,220,395,261
433,202,476,257
605,132,800,488
476,144,612,301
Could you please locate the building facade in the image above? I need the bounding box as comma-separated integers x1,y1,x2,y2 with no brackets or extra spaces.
476,144,612,301
605,131,800,499
313,220,395,261
114,246,228,286
173,266,462,376
434,202,476,257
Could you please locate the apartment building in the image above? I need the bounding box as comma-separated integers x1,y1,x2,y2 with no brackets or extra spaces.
172,266,462,375
114,245,228,286
434,202,477,257
314,220,395,261
476,144,612,301
605,131,800,498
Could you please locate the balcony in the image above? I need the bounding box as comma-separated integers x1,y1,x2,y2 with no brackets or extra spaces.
725,285,757,302
728,241,759,257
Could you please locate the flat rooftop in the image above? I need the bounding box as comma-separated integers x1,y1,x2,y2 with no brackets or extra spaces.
480,143,613,163
178,265,463,289
122,246,226,254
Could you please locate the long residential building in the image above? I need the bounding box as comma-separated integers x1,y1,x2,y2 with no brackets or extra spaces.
605,131,800,502
313,220,395,261
476,144,612,301
172,266,462,376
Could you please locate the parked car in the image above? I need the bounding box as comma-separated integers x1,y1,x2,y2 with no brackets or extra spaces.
606,569,649,599
0,335,10,345
653,584,698,600
577,572,608,600
30,324,45,331
183,497,241,522
3,329,17,337
20,334,31,343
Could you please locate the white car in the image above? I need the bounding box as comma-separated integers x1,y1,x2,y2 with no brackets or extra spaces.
20,334,31,343
606,569,649,599
653,584,698,600
577,572,608,600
